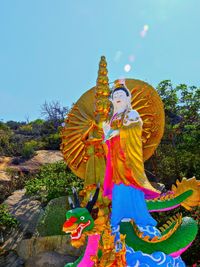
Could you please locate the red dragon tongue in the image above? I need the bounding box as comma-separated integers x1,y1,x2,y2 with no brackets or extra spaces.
71,221,91,240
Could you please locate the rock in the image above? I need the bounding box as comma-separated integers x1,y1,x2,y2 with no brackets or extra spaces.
9,150,63,174
0,157,12,173
0,151,63,203
0,250,24,267
4,189,43,235
17,235,84,260
0,150,63,176
25,251,77,267
0,171,11,182
0,156,12,202
16,196,84,262
2,189,43,251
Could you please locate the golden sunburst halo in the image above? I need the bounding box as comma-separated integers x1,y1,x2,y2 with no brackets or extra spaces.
61,78,165,180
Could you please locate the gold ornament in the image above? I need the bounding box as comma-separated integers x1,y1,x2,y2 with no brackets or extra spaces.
94,56,111,125
61,79,164,181
61,56,165,186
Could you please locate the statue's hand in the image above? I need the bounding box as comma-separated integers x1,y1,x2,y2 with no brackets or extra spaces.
123,118,140,126
123,109,142,127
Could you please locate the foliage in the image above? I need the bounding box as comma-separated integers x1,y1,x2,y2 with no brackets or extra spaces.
18,124,33,135
41,100,68,128
0,124,14,156
153,80,200,187
43,132,61,150
6,120,26,130
21,140,38,159
25,161,83,203
0,169,31,203
0,204,18,230
36,196,67,236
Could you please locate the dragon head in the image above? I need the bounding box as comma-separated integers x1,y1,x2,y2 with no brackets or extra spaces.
63,207,94,240
63,183,100,241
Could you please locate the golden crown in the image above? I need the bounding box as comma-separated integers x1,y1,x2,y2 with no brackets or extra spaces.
111,79,131,96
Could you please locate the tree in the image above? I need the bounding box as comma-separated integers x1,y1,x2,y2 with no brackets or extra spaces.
152,80,200,187
41,101,69,128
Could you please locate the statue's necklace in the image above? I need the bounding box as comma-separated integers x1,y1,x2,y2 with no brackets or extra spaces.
110,110,126,130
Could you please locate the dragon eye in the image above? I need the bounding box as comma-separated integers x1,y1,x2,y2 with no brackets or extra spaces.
80,216,85,221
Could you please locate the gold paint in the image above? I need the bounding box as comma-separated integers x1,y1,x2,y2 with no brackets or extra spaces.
61,64,164,184
135,213,182,243
94,56,111,124
172,177,200,210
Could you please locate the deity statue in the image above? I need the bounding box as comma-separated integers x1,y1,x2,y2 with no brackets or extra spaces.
102,81,161,244
61,57,199,267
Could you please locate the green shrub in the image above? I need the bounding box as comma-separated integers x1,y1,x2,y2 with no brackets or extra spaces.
0,204,18,230
6,120,25,130
0,126,14,156
25,161,83,203
36,196,67,236
18,124,33,135
21,140,38,159
43,132,61,150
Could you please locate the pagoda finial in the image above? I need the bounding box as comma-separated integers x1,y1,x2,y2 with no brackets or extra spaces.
94,56,111,125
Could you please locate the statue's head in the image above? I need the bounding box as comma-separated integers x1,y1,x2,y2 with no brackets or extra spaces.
111,82,131,114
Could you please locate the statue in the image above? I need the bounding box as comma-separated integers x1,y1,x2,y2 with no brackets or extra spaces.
102,81,161,245
61,56,199,267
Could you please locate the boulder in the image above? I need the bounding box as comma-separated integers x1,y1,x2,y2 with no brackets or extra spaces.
2,189,43,251
17,235,83,260
16,196,84,262
0,150,63,176
9,150,63,174
0,250,24,267
25,251,77,267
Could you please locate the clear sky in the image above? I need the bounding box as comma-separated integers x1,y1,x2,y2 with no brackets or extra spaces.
0,0,199,122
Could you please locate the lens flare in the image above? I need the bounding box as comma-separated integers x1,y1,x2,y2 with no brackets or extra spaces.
129,55,135,62
144,24,149,31
140,30,146,38
124,64,131,72
140,24,149,38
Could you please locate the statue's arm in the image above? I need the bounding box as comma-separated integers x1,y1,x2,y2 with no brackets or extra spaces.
123,109,143,127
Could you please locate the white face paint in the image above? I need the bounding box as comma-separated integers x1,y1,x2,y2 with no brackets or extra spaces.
112,90,129,114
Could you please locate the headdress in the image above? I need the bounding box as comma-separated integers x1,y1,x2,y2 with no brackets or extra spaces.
111,79,131,98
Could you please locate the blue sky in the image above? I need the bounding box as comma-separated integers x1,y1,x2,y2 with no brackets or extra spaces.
0,0,199,122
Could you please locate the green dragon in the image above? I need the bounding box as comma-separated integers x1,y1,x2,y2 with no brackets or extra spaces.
63,178,199,267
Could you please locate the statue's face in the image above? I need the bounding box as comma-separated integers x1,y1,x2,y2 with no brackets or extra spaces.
112,90,129,113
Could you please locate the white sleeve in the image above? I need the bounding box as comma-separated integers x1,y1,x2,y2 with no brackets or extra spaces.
128,110,140,120
123,109,143,126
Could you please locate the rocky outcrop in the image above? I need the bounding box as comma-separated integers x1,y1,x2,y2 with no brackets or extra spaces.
8,150,63,174
25,251,77,267
2,189,43,251
0,150,63,203
0,250,24,267
0,150,63,176
1,193,83,267
17,235,83,260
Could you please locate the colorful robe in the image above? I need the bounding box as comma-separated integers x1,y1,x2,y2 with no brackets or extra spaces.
103,109,160,227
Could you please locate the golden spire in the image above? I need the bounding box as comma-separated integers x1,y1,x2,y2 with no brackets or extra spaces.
94,56,111,125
